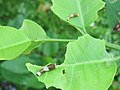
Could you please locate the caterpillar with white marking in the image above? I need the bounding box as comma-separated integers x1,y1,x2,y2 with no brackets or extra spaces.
67,13,79,21
113,20,120,32
36,64,55,76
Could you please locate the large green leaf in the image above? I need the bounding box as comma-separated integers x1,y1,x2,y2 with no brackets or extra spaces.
0,26,30,60
26,34,117,90
105,0,120,29
51,0,105,29
20,19,49,54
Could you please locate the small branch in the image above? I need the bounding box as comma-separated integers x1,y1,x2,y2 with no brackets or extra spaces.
115,56,120,61
114,56,120,62
36,38,120,51
105,42,120,51
45,39,76,42
35,39,76,42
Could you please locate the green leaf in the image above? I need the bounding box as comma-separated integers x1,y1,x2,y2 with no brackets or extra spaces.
20,19,49,54
51,0,105,29
26,34,117,90
0,26,30,60
105,0,120,29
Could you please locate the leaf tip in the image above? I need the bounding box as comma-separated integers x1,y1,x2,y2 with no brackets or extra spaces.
26,63,32,70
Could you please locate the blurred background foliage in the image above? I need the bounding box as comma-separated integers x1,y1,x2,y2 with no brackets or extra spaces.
0,0,120,90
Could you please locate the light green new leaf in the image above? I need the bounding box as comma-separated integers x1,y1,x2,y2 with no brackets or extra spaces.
51,0,105,29
26,34,117,90
0,26,30,60
20,19,49,54
105,0,120,29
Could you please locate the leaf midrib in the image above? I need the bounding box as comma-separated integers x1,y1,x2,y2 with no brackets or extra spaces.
58,58,114,67
76,0,85,28
0,40,30,50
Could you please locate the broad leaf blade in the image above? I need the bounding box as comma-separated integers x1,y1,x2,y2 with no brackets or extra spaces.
26,35,117,90
51,0,105,29
20,20,49,54
0,26,30,60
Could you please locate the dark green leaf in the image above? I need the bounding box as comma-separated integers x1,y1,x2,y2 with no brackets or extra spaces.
105,0,120,29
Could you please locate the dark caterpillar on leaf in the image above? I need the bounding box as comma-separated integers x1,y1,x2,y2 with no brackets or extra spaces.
36,64,55,76
66,13,79,21
113,20,120,32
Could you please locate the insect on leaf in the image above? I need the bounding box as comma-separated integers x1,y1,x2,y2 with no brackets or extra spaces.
51,0,105,30
26,34,117,90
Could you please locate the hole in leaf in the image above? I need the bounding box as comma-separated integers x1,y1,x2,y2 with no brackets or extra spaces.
48,86,61,90
62,69,66,74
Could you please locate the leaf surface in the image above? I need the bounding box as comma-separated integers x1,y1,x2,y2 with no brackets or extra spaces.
51,0,105,29
0,26,30,60
20,20,49,54
26,34,117,90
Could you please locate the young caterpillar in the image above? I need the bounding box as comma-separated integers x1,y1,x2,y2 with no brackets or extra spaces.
36,64,55,76
113,20,120,32
67,13,79,21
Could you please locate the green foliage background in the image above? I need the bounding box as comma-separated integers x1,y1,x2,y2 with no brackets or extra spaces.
0,0,120,90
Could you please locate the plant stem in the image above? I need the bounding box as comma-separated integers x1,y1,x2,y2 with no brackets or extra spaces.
37,37,120,51
37,38,120,51
36,39,76,42
46,39,76,42
114,56,120,62
105,42,120,51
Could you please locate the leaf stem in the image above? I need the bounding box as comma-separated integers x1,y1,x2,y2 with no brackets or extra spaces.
105,42,120,51
36,39,76,42
114,56,120,62
37,38,120,51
